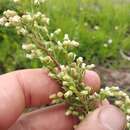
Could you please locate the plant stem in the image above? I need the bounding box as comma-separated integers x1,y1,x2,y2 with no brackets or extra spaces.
32,35,61,71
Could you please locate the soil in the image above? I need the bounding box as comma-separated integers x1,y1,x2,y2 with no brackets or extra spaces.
96,67,130,89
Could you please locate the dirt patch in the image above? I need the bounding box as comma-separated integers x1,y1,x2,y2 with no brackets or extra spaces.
96,67,130,88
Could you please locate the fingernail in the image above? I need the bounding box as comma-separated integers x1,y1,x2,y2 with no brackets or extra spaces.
99,105,126,130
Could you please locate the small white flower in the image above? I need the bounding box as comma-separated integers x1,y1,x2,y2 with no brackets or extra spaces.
127,122,130,127
79,115,84,120
111,86,119,90
50,33,54,38
33,12,42,19
126,109,130,114
34,0,46,5
103,43,108,47
57,41,62,46
84,22,88,26
65,110,72,116
17,28,28,35
81,63,86,69
108,39,112,44
9,15,21,25
64,34,69,41
57,92,63,97
115,26,119,30
68,52,76,60
127,116,130,122
62,81,69,86
77,57,83,63
22,44,35,50
49,93,56,99
64,90,73,98
4,22,11,27
42,26,48,33
80,90,88,95
115,100,122,106
105,86,110,91
13,0,20,2
26,54,34,59
41,17,49,24
54,28,61,35
71,40,79,47
94,25,99,30
0,17,7,26
3,10,17,18
22,14,32,22
86,64,95,69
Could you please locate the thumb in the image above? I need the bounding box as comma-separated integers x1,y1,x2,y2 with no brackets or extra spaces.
76,105,126,130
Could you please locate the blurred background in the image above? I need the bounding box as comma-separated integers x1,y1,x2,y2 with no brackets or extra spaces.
0,0,130,88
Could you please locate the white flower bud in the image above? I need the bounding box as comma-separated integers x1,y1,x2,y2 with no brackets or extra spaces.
42,56,52,63
51,99,57,104
22,14,32,22
3,10,17,18
104,43,108,47
127,115,130,121
63,40,70,46
42,26,48,33
50,33,54,38
0,17,7,26
108,39,112,44
71,68,77,77
76,97,80,100
17,28,28,35
65,110,72,116
63,81,69,86
26,54,34,59
115,100,122,106
13,0,20,3
71,40,79,47
41,17,50,24
64,90,73,98
72,111,79,116
111,86,119,90
57,92,63,97
49,94,56,99
125,96,130,104
63,75,70,81
33,12,42,19
34,0,46,5
86,64,95,69
79,115,84,120
94,25,99,30
22,44,35,50
54,28,61,35
127,122,130,127
77,57,83,63
68,52,76,60
115,26,119,30
80,90,88,95
57,41,62,46
5,22,11,27
64,34,69,41
81,63,86,69
126,109,130,114
9,15,21,25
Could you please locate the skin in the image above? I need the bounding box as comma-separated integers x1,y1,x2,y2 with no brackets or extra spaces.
0,69,126,130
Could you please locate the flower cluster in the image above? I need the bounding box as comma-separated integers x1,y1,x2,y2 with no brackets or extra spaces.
97,86,130,128
12,0,47,5
1,9,130,130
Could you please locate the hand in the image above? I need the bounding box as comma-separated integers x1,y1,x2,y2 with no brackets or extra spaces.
0,69,126,130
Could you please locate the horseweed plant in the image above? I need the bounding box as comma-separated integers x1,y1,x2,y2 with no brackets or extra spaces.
0,9,130,129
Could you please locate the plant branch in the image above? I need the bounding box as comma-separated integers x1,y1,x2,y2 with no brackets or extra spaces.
32,35,61,71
